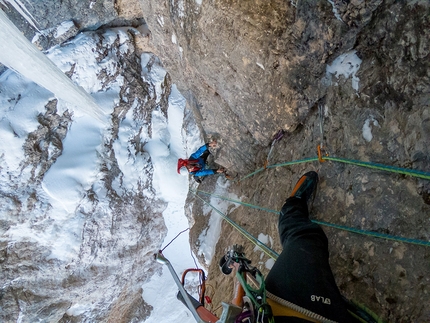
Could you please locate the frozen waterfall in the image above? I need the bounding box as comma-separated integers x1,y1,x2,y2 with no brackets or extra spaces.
0,9,104,121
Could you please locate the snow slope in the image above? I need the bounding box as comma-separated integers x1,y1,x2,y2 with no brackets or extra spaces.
0,15,244,321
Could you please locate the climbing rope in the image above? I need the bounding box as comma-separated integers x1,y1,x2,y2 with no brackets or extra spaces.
194,193,279,260
239,156,430,182
193,147,430,255
193,190,430,248
160,227,190,252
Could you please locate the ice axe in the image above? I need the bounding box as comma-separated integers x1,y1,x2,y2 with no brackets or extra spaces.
264,129,285,169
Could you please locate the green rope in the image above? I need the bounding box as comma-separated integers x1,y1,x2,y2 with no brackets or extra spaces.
323,156,430,181
194,190,430,248
194,155,430,253
239,156,430,182
312,219,430,247
193,193,279,260
191,189,277,214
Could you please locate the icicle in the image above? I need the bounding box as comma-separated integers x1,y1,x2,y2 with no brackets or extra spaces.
0,0,39,30
0,9,104,122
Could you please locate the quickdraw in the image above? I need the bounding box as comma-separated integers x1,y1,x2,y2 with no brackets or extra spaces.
264,130,285,169
219,245,275,323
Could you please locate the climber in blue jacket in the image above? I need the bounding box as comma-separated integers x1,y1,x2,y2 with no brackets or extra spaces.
177,141,225,182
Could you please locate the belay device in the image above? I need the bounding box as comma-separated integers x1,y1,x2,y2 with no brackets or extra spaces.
154,245,274,323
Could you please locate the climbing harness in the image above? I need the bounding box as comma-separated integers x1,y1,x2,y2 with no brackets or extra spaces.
173,196,386,322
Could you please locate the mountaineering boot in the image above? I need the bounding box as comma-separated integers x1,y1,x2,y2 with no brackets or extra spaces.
290,171,319,205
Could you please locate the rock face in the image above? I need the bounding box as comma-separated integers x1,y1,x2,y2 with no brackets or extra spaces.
1,0,430,322
149,0,429,322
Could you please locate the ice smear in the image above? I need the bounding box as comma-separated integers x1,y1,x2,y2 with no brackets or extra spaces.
327,0,343,22
0,0,39,30
325,51,362,91
157,16,164,27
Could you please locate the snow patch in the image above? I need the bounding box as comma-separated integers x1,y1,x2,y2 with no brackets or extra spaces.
325,51,362,91
265,258,275,270
66,303,90,316
141,53,167,103
113,99,151,195
253,233,273,253
256,62,265,70
362,116,379,142
1,29,128,265
0,71,53,172
254,233,275,269
54,20,75,39
177,0,186,18
42,114,105,212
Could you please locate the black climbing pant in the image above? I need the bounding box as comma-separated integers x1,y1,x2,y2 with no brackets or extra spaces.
265,197,355,323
